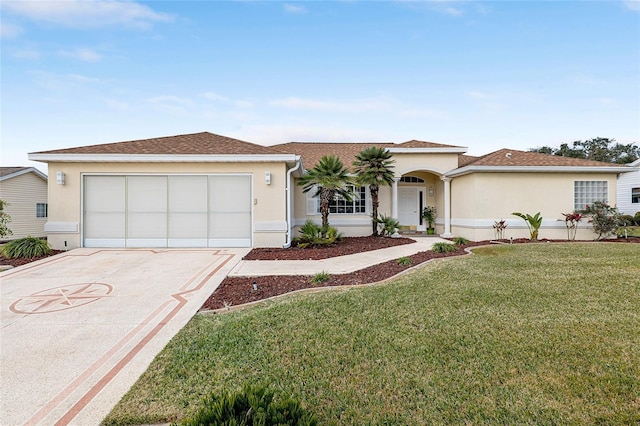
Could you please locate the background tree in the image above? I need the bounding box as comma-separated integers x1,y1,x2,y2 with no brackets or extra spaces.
530,137,639,164
298,155,353,232
0,199,13,239
353,146,395,236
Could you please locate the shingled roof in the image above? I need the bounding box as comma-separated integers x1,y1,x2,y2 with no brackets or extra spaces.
464,148,624,168
273,140,465,169
32,132,285,156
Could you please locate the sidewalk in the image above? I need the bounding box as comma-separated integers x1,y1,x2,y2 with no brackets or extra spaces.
229,237,449,277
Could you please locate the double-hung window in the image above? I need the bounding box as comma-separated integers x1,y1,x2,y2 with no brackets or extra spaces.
632,187,640,204
36,203,48,218
574,181,607,211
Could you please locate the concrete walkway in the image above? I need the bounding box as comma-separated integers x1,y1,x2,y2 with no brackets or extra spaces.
229,237,449,276
0,248,247,426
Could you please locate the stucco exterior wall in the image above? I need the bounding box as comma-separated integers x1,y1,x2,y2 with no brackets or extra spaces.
0,172,48,239
44,161,288,249
450,172,619,241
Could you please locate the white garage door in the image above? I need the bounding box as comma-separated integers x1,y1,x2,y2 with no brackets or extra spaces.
83,175,252,248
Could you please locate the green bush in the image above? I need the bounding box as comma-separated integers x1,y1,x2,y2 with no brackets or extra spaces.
294,220,342,248
635,211,640,226
377,214,399,236
177,384,317,426
453,237,469,245
431,242,458,253
1,237,51,259
619,214,635,227
310,271,330,285
397,256,412,266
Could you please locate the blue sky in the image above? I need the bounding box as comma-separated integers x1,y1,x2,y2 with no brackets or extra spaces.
2,0,639,172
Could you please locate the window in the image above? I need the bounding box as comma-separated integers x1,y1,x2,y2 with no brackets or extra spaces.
36,203,48,218
632,188,640,204
574,181,607,211
400,176,424,183
317,185,367,214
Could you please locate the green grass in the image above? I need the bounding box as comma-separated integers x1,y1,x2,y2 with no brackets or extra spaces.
103,244,640,426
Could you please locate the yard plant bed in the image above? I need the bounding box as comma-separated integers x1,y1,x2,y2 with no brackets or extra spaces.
0,250,64,268
243,235,415,260
104,243,640,426
202,241,483,311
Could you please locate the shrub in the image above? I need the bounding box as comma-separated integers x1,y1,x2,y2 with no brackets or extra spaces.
512,212,543,241
294,220,342,248
378,214,400,236
561,211,583,241
432,242,457,253
579,202,622,240
635,211,640,226
310,271,330,285
492,219,508,240
619,214,635,227
0,199,12,239
397,256,412,266
178,384,317,426
1,237,51,259
453,237,469,245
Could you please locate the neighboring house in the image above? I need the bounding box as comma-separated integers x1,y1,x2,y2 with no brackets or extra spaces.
0,167,48,240
616,159,640,216
28,132,634,250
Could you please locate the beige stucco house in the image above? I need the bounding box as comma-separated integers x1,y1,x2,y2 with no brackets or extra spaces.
29,132,632,250
0,167,48,240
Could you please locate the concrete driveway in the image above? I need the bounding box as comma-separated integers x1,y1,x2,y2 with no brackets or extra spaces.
0,247,247,426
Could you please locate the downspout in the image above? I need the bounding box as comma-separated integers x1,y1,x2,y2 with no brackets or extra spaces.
283,157,302,248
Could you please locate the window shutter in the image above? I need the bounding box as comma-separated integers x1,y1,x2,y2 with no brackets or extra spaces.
365,186,372,214
306,186,318,215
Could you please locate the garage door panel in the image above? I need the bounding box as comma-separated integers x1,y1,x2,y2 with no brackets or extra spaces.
128,176,167,212
84,176,126,247
209,175,251,247
168,176,208,247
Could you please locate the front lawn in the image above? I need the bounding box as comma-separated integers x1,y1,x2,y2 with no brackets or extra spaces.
104,243,640,425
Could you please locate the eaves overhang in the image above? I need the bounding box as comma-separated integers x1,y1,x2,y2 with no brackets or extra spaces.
28,153,300,166
0,167,48,182
444,165,634,178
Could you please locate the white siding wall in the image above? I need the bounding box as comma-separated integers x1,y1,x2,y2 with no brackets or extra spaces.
617,163,640,215
0,172,48,239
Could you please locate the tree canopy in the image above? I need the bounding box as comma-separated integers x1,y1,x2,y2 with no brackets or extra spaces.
530,137,639,164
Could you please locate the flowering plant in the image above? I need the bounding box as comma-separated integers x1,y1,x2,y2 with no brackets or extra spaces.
561,211,582,240
492,219,508,240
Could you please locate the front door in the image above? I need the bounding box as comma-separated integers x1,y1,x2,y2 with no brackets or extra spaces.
398,187,420,226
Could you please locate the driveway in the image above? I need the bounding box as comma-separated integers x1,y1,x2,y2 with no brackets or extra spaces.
0,247,247,426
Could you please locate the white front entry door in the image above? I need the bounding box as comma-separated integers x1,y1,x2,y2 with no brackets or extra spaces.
398,187,420,226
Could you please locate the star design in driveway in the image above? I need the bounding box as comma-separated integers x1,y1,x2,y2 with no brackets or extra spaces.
10,283,113,315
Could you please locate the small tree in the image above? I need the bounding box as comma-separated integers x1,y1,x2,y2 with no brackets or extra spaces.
512,212,543,241
422,206,437,229
298,155,353,233
353,146,395,236
562,211,583,241
579,201,622,240
0,199,13,239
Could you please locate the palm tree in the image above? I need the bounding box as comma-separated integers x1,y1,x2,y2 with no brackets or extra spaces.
298,155,353,231
353,146,395,236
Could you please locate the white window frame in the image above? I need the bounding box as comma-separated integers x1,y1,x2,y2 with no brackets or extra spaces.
36,203,48,218
574,181,608,211
310,185,368,215
632,187,640,204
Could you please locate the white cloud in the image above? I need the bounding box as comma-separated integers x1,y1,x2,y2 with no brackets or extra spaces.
395,0,466,17
201,92,228,102
12,48,40,59
235,124,383,145
2,0,173,29
59,48,103,62
623,0,640,12
30,70,104,90
270,96,391,113
466,90,498,100
0,20,23,38
284,4,308,14
147,95,193,113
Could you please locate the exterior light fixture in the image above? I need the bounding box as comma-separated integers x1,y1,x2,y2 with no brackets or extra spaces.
56,171,65,185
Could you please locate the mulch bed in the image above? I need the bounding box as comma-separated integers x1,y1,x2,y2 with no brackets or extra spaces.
201,237,640,312
0,250,65,268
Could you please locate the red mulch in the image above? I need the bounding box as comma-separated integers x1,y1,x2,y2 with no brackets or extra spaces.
243,236,416,260
0,250,65,268
201,237,640,312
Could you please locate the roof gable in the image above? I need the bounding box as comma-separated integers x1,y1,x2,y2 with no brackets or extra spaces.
0,167,47,182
